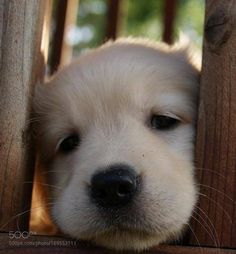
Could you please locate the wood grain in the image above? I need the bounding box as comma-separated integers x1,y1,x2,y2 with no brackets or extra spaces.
187,0,236,248
0,0,46,231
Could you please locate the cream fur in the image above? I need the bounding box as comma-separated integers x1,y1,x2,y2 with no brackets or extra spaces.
33,38,199,251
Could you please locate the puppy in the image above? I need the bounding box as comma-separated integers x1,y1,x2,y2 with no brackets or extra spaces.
33,38,199,251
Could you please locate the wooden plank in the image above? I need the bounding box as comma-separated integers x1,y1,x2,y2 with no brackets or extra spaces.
60,0,79,67
48,0,68,74
162,0,177,44
40,0,53,66
105,0,121,40
0,233,236,253
187,0,236,248
0,0,46,231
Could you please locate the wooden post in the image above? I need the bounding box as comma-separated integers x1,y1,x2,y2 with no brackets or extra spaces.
106,0,121,40
48,0,68,74
60,0,79,68
41,0,53,68
0,0,46,231
162,0,177,44
188,0,236,248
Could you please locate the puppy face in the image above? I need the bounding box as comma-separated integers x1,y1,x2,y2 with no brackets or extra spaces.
34,39,199,251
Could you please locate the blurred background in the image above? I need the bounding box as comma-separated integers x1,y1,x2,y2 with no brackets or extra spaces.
46,0,205,74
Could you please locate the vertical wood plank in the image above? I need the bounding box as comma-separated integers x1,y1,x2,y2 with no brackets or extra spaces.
162,0,177,44
48,0,68,74
188,0,236,248
60,0,79,67
106,0,121,40
41,0,53,67
0,0,46,231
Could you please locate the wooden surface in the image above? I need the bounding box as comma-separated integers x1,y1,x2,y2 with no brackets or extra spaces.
0,0,46,231
188,0,236,248
48,0,68,74
40,0,53,66
106,0,121,40
0,233,236,254
162,0,177,44
60,0,79,67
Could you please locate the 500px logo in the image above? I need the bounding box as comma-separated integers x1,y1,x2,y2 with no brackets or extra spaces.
8,231,36,239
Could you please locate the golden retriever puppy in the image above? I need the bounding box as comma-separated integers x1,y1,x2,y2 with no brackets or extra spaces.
33,38,199,251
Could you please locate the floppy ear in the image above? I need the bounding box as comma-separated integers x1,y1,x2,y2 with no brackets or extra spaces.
33,81,49,115
172,32,202,69
31,82,46,141
31,82,60,235
32,81,57,136
169,43,201,91
30,160,59,235
33,81,44,101
172,37,201,74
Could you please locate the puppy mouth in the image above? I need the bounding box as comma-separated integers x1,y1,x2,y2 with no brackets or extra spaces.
88,222,167,251
93,226,155,240
84,208,166,240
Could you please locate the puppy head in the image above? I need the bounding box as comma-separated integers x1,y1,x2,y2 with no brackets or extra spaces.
34,38,199,251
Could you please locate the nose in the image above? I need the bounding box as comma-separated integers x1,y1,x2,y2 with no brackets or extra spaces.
90,164,140,208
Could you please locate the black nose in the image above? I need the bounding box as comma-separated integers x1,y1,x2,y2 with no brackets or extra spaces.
90,164,140,208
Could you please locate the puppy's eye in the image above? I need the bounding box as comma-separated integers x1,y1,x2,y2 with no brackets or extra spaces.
150,115,180,130
59,134,80,153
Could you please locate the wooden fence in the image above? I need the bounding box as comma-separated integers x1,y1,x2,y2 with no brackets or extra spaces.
0,0,236,253
0,0,45,232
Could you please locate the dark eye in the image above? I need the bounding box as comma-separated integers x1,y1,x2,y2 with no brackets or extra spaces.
59,134,80,153
150,115,180,130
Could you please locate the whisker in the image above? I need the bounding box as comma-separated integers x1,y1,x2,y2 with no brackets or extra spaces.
198,192,232,223
42,170,68,175
186,222,204,254
0,203,57,231
197,184,236,206
192,209,219,247
191,213,216,247
194,205,220,247
24,181,62,190
195,168,228,181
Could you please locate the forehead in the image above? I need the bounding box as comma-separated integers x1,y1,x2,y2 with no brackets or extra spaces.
55,46,194,99
56,41,197,90
42,42,198,129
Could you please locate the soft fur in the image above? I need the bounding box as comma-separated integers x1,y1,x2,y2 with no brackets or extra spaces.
33,38,199,251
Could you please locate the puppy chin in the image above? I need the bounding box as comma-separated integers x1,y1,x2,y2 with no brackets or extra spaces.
92,230,163,251
53,204,186,252
61,225,183,251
